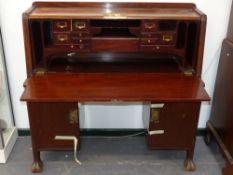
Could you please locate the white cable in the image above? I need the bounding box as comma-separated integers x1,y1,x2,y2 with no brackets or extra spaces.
54,135,81,165
81,131,146,139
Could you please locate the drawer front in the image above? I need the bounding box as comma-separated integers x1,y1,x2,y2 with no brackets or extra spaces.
52,44,90,52
141,20,158,32
53,33,71,44
148,102,200,149
141,33,176,46
27,102,80,150
53,20,71,32
141,38,159,45
71,32,91,38
71,38,90,44
72,20,89,32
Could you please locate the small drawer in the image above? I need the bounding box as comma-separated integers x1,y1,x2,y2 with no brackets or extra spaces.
72,20,89,32
53,33,71,44
53,20,71,32
71,38,90,44
141,38,159,45
71,32,91,38
141,21,158,32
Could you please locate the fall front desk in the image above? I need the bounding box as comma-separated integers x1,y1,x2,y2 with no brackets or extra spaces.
20,2,210,172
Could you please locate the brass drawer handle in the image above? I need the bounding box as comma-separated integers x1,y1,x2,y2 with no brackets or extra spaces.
145,23,156,29
163,35,173,42
74,22,86,29
56,22,68,29
57,35,68,42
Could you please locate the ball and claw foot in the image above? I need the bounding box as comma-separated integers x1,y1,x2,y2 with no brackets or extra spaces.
184,159,196,171
31,161,43,173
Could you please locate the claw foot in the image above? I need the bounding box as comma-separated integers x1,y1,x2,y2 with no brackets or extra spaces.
184,159,196,171
31,161,43,173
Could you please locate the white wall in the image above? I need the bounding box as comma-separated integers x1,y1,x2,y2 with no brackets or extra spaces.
0,0,232,129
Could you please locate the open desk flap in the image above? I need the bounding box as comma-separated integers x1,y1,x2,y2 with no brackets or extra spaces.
21,73,210,102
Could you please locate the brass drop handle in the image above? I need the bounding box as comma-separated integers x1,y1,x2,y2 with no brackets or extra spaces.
56,22,68,29
75,22,86,29
163,35,173,42
145,23,156,29
57,35,68,42
69,109,78,124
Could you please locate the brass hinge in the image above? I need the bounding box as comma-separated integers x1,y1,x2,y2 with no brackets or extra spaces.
150,103,164,123
69,109,79,124
34,68,45,76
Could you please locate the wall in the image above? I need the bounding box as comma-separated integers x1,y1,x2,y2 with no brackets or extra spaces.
0,0,232,129
0,32,14,130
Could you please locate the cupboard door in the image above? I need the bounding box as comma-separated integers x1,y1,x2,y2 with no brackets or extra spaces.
148,102,200,149
27,102,80,150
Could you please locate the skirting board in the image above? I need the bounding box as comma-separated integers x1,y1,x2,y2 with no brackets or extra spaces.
0,127,18,163
18,128,206,136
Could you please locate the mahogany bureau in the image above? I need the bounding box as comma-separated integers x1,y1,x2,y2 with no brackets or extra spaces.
20,2,210,173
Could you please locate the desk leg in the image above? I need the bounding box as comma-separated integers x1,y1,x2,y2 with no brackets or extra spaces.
184,143,196,171
31,149,43,173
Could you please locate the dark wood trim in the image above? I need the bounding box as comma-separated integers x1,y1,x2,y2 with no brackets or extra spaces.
31,2,197,9
196,14,207,77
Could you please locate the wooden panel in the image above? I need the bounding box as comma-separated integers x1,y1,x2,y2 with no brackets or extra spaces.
209,39,233,155
28,5,201,20
92,38,139,52
148,102,200,149
27,102,80,150
21,73,210,102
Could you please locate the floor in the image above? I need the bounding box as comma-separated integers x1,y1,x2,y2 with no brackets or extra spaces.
0,136,225,175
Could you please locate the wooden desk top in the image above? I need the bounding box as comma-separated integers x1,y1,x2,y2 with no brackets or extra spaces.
25,2,203,20
21,73,210,102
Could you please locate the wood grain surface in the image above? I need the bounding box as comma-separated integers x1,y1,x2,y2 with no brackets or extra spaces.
21,73,210,102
